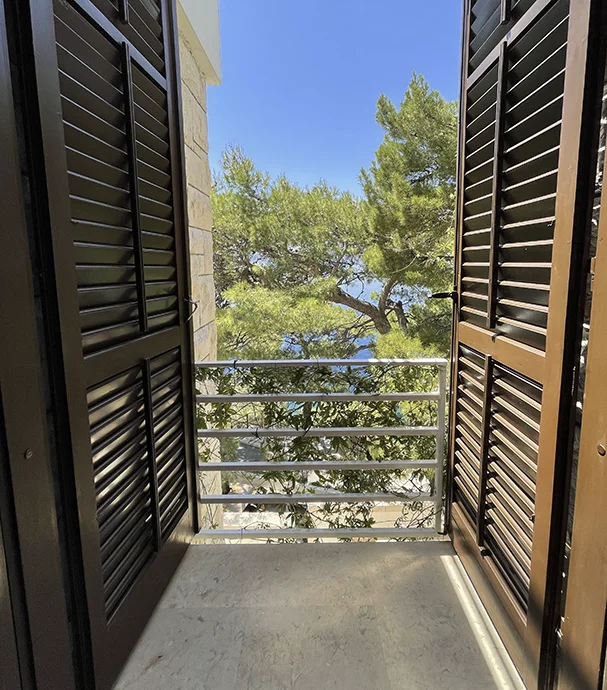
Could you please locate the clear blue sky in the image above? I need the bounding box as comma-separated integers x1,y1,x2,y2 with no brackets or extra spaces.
208,0,463,195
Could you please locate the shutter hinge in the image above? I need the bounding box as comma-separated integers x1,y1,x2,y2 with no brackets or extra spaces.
556,616,565,641
590,256,597,293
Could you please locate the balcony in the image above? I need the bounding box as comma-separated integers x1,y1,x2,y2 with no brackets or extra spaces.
114,541,524,689
110,357,523,689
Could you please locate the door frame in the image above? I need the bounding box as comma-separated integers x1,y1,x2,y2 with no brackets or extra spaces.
558,127,607,690
0,503,23,690
0,1,77,687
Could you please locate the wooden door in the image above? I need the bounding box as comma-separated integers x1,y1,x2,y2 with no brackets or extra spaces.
21,0,198,687
450,0,606,685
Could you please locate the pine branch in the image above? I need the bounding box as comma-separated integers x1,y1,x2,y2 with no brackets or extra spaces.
329,288,391,335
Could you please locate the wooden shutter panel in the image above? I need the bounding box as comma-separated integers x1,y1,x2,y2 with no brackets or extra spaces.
55,0,180,355
132,64,181,334
88,365,154,621
453,346,485,524
485,363,541,614
454,344,541,623
468,0,538,73
56,2,141,351
495,0,567,349
27,0,196,686
451,0,604,685
149,347,188,542
89,0,166,74
461,0,567,343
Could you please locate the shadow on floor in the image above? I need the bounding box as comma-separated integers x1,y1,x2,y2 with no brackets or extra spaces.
114,541,524,690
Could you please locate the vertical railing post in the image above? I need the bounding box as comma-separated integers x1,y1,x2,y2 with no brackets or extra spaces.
435,364,447,533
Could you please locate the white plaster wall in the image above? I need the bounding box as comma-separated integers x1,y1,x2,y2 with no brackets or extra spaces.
178,0,221,85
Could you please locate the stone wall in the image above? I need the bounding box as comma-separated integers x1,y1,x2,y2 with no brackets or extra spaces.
178,29,222,530
178,28,217,364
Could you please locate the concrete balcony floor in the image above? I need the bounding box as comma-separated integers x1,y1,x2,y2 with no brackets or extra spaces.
114,541,524,690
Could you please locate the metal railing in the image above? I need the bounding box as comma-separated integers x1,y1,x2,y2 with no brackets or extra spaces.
195,358,447,540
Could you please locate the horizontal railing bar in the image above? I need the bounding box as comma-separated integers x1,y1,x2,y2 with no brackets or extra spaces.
196,391,441,404
197,460,438,471
198,492,434,504
195,527,437,540
197,426,439,439
195,358,448,369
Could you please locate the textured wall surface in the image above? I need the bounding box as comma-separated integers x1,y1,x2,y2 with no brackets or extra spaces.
179,29,217,364
179,30,222,529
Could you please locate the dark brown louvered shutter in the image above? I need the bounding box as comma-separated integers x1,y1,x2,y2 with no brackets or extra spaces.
450,0,603,685
27,0,196,687
89,0,166,74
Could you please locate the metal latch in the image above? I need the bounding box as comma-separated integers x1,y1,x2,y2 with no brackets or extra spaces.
185,297,199,323
429,291,458,301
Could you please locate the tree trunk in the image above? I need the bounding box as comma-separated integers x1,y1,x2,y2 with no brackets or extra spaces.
329,288,392,334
